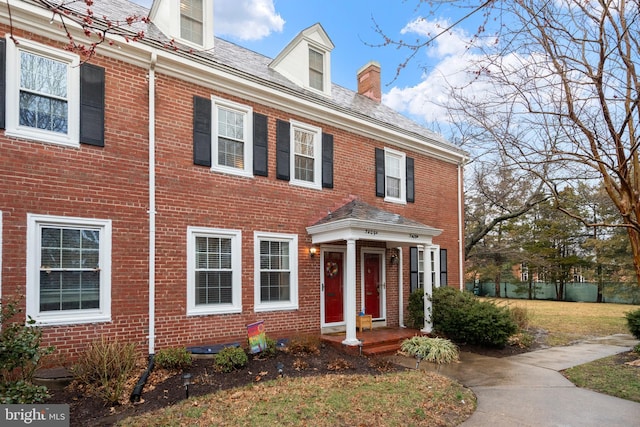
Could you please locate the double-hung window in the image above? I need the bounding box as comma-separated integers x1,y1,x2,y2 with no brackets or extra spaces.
5,37,80,147
180,0,204,45
212,98,253,177
384,147,406,203
254,232,298,312
187,227,242,315
26,214,111,325
291,120,322,189
309,48,324,91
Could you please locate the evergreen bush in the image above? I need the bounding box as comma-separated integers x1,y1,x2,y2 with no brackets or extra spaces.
431,287,518,348
154,347,192,371
0,299,54,404
213,346,248,373
406,289,425,329
625,309,640,340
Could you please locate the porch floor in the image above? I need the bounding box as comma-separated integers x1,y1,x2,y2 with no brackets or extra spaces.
321,327,425,357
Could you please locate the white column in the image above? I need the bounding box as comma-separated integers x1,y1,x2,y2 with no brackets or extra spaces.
422,244,433,334
342,238,359,345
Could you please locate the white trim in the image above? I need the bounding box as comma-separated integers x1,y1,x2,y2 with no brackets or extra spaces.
383,147,407,204
290,120,323,190
211,97,254,178
26,214,112,325
186,227,242,316
360,247,386,321
254,231,299,312
5,36,80,148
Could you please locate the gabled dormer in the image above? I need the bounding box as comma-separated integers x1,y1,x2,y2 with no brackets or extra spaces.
149,0,214,50
270,23,334,97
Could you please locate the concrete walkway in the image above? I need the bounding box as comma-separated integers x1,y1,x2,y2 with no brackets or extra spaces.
391,334,640,426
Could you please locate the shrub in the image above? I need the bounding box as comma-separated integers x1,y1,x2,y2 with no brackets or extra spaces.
72,337,138,405
154,347,192,371
406,289,425,329
509,306,530,330
0,299,54,404
213,347,248,373
626,309,640,340
400,336,459,365
431,287,518,348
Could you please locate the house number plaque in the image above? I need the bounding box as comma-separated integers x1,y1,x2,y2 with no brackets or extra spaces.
365,229,378,235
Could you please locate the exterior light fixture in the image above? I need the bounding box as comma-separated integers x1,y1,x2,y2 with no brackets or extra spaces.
309,247,317,258
415,355,423,370
182,372,192,399
276,361,284,377
390,252,399,265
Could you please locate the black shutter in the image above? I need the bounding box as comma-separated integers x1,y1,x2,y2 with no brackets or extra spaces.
253,113,268,176
375,147,385,197
322,132,333,188
440,249,448,287
276,119,290,180
79,63,105,147
0,39,5,130
410,246,419,293
193,96,211,166
406,156,415,203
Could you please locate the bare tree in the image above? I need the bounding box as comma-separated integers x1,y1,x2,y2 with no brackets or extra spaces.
383,0,640,284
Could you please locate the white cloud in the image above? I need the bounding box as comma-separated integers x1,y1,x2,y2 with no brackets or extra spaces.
401,17,472,58
214,0,285,41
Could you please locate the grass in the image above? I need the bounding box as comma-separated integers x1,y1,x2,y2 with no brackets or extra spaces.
118,371,475,426
563,351,640,403
490,299,640,346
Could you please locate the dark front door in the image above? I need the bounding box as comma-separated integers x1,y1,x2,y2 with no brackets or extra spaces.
364,253,381,318
324,251,344,324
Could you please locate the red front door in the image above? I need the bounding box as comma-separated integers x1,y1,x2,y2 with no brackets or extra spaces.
364,253,381,318
324,251,344,324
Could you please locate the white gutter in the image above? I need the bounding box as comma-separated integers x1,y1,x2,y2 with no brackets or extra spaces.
458,162,464,291
148,52,157,355
397,246,405,328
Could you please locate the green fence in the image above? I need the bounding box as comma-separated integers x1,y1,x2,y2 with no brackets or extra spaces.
465,281,640,304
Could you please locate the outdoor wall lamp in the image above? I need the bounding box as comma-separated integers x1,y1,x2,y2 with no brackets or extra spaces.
389,252,399,265
276,361,284,377
309,247,318,258
415,354,423,370
182,372,192,399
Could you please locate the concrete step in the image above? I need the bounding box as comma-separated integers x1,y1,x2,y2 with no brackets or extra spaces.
362,343,402,356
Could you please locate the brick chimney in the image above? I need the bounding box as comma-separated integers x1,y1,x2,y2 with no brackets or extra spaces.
357,61,381,103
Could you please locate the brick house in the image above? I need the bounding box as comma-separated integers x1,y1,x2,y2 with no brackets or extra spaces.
0,0,467,359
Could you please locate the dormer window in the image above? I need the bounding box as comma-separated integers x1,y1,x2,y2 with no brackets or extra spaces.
180,0,203,45
309,48,324,91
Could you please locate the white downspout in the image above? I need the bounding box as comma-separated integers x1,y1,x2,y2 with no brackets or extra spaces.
397,246,405,328
458,162,464,291
148,52,157,355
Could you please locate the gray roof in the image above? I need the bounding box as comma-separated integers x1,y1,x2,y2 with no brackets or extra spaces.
45,0,466,158
312,199,429,229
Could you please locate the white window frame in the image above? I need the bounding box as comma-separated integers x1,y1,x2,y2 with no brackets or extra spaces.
308,47,324,91
187,227,242,316
212,97,253,177
306,42,330,95
384,147,407,204
26,214,112,325
290,120,322,190
180,0,204,46
5,36,80,148
254,231,299,312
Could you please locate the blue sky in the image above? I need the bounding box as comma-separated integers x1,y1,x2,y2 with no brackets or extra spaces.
130,1,487,128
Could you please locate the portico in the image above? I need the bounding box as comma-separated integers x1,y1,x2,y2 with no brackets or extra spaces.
306,199,442,346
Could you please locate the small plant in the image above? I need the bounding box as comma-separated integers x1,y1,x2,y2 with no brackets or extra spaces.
401,336,459,365
507,331,534,348
154,347,192,371
634,343,640,354
625,309,640,340
286,335,320,355
72,337,138,405
0,299,54,404
253,336,278,359
509,306,530,330
213,346,248,373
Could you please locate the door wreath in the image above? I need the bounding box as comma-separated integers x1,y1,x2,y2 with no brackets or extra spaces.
325,261,339,278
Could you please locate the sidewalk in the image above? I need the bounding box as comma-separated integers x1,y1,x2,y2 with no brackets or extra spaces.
391,334,640,426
